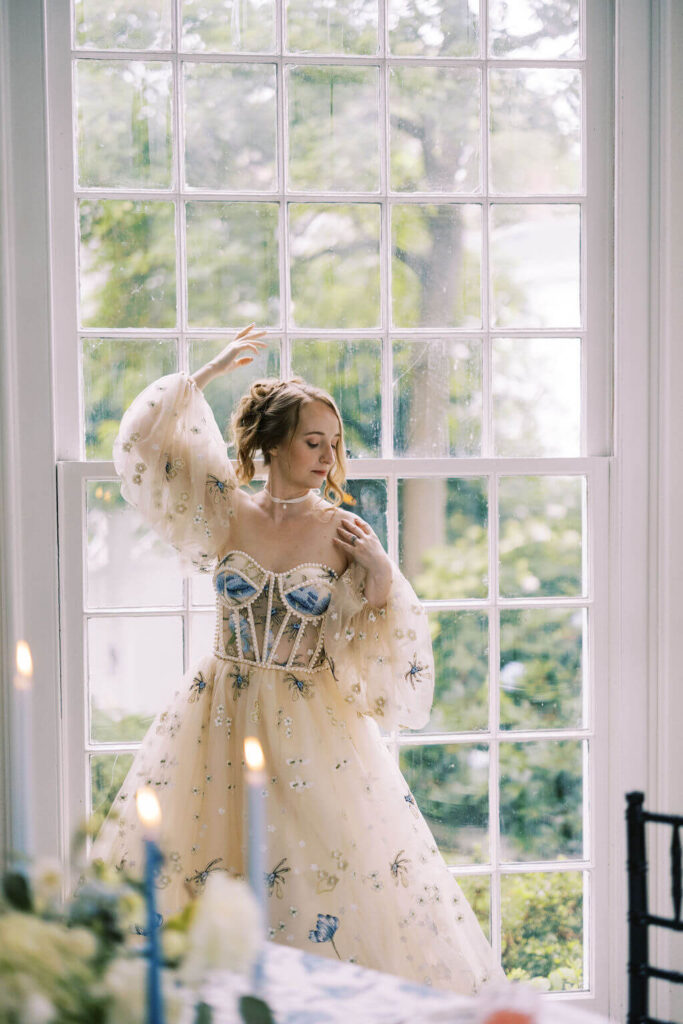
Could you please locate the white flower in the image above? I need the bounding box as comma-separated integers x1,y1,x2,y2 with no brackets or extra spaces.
22,992,55,1024
180,874,261,987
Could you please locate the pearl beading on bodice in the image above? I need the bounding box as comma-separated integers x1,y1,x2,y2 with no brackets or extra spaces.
211,550,337,674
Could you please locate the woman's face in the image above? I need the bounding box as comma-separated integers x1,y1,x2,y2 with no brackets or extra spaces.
272,399,340,490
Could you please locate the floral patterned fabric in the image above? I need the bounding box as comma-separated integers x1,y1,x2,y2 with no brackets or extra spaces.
94,372,505,994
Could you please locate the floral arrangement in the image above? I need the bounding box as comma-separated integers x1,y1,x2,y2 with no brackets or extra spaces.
0,850,273,1024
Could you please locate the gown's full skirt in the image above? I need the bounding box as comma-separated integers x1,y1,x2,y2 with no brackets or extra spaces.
93,649,505,995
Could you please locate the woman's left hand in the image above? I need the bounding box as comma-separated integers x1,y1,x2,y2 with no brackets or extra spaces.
333,516,393,608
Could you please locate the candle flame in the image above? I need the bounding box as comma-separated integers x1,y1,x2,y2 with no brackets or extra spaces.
244,737,265,771
14,641,33,691
135,786,162,828
16,641,33,675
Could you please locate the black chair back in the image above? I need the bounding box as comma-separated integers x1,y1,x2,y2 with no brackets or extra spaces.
626,791,683,1024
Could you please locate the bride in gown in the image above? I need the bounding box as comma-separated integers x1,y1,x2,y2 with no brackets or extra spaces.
92,324,506,994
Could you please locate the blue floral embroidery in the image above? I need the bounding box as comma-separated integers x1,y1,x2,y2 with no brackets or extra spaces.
216,572,259,603
308,913,341,959
228,614,253,654
404,654,428,689
284,618,303,641
285,586,331,616
207,474,231,502
389,850,411,887
265,857,291,898
185,857,225,889
188,671,208,703
286,674,314,701
230,665,250,699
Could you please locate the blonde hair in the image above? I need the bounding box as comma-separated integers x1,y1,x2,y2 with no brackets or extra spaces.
230,377,348,506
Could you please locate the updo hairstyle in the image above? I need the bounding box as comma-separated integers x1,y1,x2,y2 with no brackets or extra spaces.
230,377,348,506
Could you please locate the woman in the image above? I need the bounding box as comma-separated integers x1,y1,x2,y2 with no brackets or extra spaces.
93,323,505,994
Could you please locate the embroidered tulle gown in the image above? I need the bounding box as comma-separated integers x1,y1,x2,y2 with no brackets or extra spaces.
92,372,506,994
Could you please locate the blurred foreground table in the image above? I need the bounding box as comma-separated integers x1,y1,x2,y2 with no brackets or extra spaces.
200,943,614,1024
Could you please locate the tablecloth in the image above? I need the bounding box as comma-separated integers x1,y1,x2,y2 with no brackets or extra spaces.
199,943,612,1024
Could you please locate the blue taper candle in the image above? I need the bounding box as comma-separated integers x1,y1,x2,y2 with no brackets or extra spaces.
244,737,266,996
136,787,166,1024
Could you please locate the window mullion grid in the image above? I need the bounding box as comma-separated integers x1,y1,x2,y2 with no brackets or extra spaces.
278,43,291,376
380,26,393,464
481,45,492,459
71,50,585,72
488,469,501,964
171,3,194,645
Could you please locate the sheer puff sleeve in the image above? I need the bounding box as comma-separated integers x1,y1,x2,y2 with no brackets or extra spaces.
324,561,434,731
113,372,238,573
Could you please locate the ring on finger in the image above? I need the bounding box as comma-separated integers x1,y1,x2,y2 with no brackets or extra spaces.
350,534,357,546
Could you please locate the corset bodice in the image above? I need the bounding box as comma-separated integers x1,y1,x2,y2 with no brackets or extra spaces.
212,550,338,673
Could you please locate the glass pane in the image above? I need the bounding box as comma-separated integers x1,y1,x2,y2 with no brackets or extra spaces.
490,204,581,329
457,874,491,940
75,0,172,49
399,477,488,599
185,202,280,327
500,608,584,731
501,871,584,990
389,67,480,193
399,744,489,865
79,200,176,329
493,338,581,457
189,335,281,436
498,475,584,598
87,482,183,608
489,69,581,195
393,337,482,458
288,66,379,192
499,740,584,862
289,204,381,328
343,479,387,549
184,63,277,190
286,0,378,54
83,337,177,459
422,611,488,733
181,0,276,52
189,611,216,662
88,615,183,742
90,753,134,833
76,61,172,189
291,338,381,457
392,204,482,328
192,570,216,607
489,0,580,59
389,0,479,57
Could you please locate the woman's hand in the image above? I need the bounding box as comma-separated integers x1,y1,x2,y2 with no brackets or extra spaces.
190,323,268,390
333,516,393,608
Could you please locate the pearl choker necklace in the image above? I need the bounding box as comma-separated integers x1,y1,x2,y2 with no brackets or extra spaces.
264,486,313,510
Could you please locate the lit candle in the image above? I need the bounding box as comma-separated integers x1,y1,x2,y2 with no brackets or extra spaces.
136,787,166,1024
244,737,267,995
11,641,34,866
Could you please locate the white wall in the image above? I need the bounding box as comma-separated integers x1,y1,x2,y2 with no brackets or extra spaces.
0,0,62,863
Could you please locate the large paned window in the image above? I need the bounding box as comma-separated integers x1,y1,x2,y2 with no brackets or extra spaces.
53,0,612,1002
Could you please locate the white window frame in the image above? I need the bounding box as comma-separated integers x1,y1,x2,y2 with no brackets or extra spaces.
49,0,613,1007
5,0,681,1020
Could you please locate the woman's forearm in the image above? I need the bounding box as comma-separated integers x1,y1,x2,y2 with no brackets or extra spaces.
189,361,222,391
363,561,393,609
